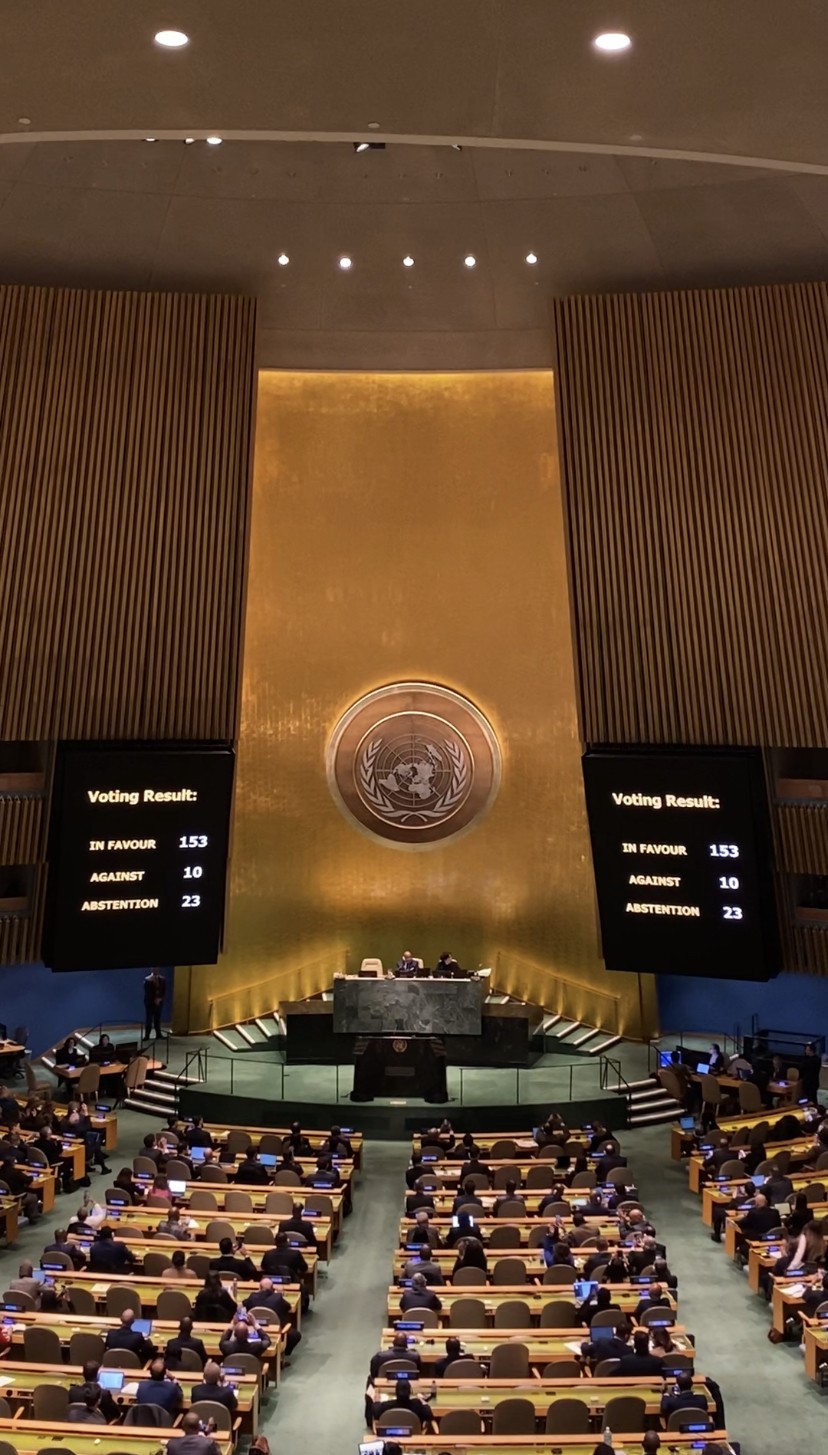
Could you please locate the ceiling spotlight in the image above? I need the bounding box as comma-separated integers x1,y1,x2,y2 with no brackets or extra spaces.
277,253,290,267
184,138,195,145
353,141,385,153
367,122,381,131
463,254,477,268
593,31,631,51
402,255,415,268
145,137,157,143
206,136,222,146
451,144,463,152
525,251,538,265
338,256,353,270
154,29,189,48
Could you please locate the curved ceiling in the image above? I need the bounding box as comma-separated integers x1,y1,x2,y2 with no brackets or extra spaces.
4,0,828,171
2,2,827,368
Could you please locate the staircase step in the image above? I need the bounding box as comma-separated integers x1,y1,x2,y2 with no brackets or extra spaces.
630,1106,682,1126
630,1086,676,1104
541,1014,562,1034
254,1017,280,1038
152,1069,203,1087
587,1035,621,1056
571,1027,603,1048
554,1021,583,1040
236,1022,268,1046
212,1029,245,1052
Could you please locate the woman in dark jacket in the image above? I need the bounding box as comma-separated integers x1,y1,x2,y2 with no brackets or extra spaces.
451,1237,488,1279
193,1271,238,1322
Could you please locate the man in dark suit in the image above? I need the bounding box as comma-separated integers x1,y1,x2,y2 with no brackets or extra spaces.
105,1309,155,1363
764,1166,794,1204
164,1316,207,1370
704,1137,735,1175
492,1179,526,1216
44,1228,87,1270
434,1336,464,1377
242,1277,302,1354
458,1149,491,1186
372,1377,434,1432
632,1282,671,1324
595,1142,627,1182
580,1322,632,1367
660,1372,709,1420
306,1155,340,1188
191,1360,238,1414
218,1320,272,1360
209,1237,258,1282
369,1331,422,1380
278,1203,318,1251
625,1237,658,1277
143,969,166,1039
233,1151,270,1186
406,1189,436,1215
402,1244,444,1285
261,1232,308,1283
583,1239,612,1279
184,1117,214,1151
399,1272,441,1313
88,1227,135,1273
135,1359,183,1416
406,1153,426,1190
451,1178,484,1215
710,1180,756,1242
735,1191,780,1242
611,1330,664,1376
408,1209,440,1247
69,1361,120,1422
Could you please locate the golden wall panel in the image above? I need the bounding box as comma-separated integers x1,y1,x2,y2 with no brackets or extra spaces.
179,371,654,1036
776,805,828,876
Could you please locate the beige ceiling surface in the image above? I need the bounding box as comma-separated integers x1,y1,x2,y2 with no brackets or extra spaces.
2,139,828,367
3,0,828,169
2,2,828,367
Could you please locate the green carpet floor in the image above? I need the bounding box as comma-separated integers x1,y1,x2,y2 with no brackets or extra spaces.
0,1110,820,1453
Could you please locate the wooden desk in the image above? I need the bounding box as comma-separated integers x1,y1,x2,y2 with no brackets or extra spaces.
386,1284,677,1328
380,1327,695,1369
413,1133,592,1158
196,1120,364,1171
0,1200,18,1248
155,1174,346,1235
702,1164,826,1227
0,1358,259,1432
0,1418,233,1455
0,1308,285,1385
73,1228,319,1301
769,1273,824,1335
687,1133,816,1194
671,1101,811,1162
398,1217,628,1251
359,1442,730,1455
420,1157,609,1185
418,1189,626,1221
12,1095,118,1154
373,1375,712,1426
47,1267,303,1328
803,1316,828,1380
107,1201,334,1263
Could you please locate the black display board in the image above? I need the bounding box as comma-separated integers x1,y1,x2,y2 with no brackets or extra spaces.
582,748,778,980
44,744,235,971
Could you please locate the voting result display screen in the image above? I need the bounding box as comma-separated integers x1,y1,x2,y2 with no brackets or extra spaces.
44,744,235,971
582,749,778,980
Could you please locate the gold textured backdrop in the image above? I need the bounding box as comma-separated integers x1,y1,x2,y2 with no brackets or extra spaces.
176,370,656,1037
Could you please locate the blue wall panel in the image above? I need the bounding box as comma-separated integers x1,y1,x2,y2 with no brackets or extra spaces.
1,963,172,1055
658,973,828,1041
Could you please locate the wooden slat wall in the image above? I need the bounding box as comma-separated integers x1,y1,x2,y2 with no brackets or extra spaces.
776,806,828,875
554,284,828,748
553,283,828,975
0,799,44,866
0,286,256,742
0,286,257,965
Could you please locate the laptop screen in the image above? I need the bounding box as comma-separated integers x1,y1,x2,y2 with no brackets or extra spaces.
573,1279,598,1301
259,1153,277,1167
679,1115,696,1131
167,1180,186,1195
696,1061,710,1075
189,1146,207,1163
751,1173,766,1188
591,1324,615,1342
132,1319,152,1336
658,1051,673,1068
98,1370,125,1391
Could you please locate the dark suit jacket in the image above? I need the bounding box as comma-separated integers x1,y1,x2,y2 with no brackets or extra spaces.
596,1153,627,1182
164,1333,208,1368
89,1240,135,1272
739,1205,780,1238
104,1327,153,1362
243,1289,291,1323
613,1352,665,1376
399,1289,441,1312
191,1381,237,1412
661,1392,709,1419
68,1381,118,1421
370,1346,422,1379
261,1246,307,1279
234,1161,270,1185
373,1395,433,1428
209,1252,259,1281
186,1128,214,1149
278,1216,317,1250
458,1160,491,1185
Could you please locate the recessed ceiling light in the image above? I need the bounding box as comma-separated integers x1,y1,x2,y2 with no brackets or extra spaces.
464,254,477,268
368,122,381,131
277,253,290,267
525,252,538,265
184,138,195,145
206,136,222,146
154,29,189,48
338,256,353,271
145,137,157,143
402,255,415,268
593,31,631,51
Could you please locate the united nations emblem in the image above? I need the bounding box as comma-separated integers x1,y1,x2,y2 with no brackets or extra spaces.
327,682,501,848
